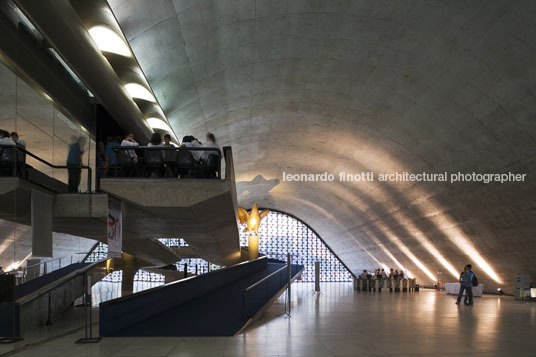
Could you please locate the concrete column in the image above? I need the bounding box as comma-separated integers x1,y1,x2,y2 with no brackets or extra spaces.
121,254,137,296
25,259,41,281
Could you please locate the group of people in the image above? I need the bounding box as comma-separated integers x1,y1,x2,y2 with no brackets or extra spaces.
456,264,476,306
2,127,222,192
360,268,407,280
0,130,26,147
94,131,220,182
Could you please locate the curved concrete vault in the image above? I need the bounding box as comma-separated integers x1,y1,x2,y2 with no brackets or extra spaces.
107,0,536,292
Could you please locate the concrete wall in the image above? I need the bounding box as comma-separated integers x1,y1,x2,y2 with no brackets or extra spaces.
0,218,96,273
108,0,536,293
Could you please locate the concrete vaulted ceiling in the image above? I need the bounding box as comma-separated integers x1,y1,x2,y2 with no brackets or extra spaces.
107,0,536,291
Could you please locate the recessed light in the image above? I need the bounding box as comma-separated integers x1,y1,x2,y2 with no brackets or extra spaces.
88,25,131,57
125,83,156,102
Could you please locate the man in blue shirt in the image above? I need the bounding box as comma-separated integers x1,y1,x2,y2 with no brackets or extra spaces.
105,136,121,176
456,264,474,306
67,137,85,193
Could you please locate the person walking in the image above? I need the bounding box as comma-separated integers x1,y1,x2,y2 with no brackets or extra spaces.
456,264,474,306
67,136,85,193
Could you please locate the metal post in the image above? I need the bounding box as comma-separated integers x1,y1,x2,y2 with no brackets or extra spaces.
183,263,188,278
46,292,53,325
75,273,101,344
195,264,198,275
87,167,92,193
314,261,320,292
287,253,291,316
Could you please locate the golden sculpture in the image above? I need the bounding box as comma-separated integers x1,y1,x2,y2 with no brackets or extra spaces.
238,203,269,260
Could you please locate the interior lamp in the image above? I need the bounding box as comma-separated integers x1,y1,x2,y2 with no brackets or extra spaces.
238,203,270,260
88,25,131,57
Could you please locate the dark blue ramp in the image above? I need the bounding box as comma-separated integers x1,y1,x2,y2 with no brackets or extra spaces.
15,262,89,300
1,262,90,337
100,258,303,336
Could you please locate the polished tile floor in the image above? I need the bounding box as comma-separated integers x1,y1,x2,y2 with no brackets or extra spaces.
3,283,535,356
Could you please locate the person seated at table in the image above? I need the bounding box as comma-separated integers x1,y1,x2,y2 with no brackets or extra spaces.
10,132,25,147
163,134,175,147
146,133,164,177
147,132,163,147
121,132,139,163
180,135,203,161
0,129,15,146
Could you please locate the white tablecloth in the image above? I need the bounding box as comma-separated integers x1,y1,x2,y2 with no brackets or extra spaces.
445,283,484,296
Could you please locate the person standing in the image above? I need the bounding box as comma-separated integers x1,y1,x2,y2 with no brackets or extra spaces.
105,136,121,176
200,132,220,161
0,266,4,274
456,264,474,306
67,136,85,193
381,269,388,279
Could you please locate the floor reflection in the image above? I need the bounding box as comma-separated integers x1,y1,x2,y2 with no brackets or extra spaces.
5,283,536,357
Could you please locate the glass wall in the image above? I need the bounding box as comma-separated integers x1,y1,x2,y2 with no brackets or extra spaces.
239,211,353,282
0,61,95,189
0,46,96,285
85,212,353,287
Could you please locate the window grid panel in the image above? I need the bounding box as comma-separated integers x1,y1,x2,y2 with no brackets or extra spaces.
85,212,351,282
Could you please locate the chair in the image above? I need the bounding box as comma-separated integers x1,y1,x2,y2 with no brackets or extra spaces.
163,148,178,177
202,154,219,178
115,150,138,177
0,147,17,176
176,150,196,178
142,149,164,177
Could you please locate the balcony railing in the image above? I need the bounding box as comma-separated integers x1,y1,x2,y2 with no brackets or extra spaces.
110,146,222,179
0,144,92,192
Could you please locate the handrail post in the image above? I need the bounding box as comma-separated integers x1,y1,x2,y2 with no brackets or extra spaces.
218,149,222,179
46,292,53,325
287,253,291,316
87,166,92,193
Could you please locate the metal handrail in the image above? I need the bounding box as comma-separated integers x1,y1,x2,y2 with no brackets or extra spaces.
242,265,288,320
245,265,287,293
0,144,92,192
17,255,83,285
18,259,107,304
111,146,222,179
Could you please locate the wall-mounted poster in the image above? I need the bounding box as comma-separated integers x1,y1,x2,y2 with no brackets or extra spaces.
107,197,122,258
